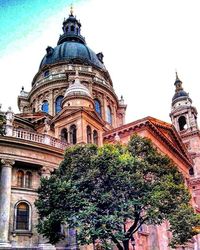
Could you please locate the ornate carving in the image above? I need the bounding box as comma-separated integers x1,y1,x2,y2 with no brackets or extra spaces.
38,166,52,176
1,159,15,167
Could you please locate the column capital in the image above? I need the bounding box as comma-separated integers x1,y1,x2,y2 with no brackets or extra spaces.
1,159,15,168
38,166,52,177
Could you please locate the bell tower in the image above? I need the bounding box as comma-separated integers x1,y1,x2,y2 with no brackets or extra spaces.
170,73,200,209
170,72,198,133
170,73,200,178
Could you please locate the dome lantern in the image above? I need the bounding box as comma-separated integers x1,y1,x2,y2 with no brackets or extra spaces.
57,8,85,45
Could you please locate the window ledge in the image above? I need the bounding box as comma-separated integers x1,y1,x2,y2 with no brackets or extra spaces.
11,230,33,237
12,186,36,192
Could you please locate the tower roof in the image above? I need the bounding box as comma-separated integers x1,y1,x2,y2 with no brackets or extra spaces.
172,72,190,104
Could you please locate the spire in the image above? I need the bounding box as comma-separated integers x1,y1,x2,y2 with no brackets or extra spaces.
175,71,180,82
70,4,74,16
174,71,183,92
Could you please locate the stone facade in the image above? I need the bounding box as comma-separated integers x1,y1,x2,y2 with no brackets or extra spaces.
0,10,200,250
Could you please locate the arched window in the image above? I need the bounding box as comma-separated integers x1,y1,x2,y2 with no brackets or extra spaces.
55,95,64,114
106,106,112,125
15,202,30,230
17,170,24,187
25,171,32,188
41,100,49,113
94,99,101,117
71,25,75,32
87,126,92,143
178,116,187,131
70,125,77,144
61,128,68,143
93,130,98,145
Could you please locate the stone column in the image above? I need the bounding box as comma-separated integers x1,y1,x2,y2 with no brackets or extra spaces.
0,159,14,247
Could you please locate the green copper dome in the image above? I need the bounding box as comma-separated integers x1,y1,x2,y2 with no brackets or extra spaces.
39,12,105,70
40,42,105,70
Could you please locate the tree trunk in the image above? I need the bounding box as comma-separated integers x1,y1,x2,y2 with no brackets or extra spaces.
123,239,129,250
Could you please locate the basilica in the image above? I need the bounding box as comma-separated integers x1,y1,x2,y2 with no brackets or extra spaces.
0,8,200,250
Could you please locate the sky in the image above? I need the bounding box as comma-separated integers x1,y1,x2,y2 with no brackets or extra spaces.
1,0,200,124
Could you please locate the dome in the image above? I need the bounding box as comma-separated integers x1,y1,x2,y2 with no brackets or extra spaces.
172,90,188,101
64,74,91,98
39,42,105,70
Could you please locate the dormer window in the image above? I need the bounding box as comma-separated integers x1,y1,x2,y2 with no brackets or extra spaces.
44,70,49,78
46,46,54,57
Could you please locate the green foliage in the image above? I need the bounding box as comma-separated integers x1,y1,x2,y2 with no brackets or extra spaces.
35,135,200,249
0,114,5,136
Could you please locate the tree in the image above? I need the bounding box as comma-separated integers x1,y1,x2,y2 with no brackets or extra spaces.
35,135,200,249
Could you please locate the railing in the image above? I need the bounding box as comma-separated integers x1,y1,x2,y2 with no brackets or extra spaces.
35,73,66,86
34,66,93,86
12,129,68,150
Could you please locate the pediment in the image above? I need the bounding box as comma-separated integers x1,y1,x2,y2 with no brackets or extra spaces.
103,116,192,167
52,107,106,127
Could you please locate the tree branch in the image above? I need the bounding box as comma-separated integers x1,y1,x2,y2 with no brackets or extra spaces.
110,234,124,250
132,217,148,234
125,210,140,239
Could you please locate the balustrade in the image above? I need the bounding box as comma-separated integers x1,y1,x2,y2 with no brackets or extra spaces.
12,129,68,150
